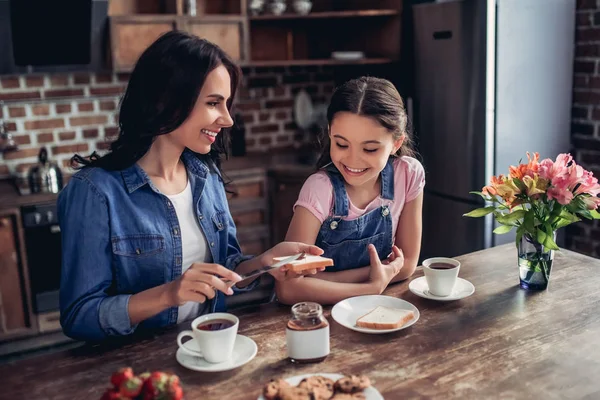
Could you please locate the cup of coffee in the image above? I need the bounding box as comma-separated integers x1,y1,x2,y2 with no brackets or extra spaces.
176,312,239,363
422,257,461,297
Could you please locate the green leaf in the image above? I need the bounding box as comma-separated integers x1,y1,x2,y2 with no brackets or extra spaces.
523,211,536,233
590,209,600,219
463,206,496,218
541,222,560,251
515,224,525,246
542,231,560,250
494,224,514,234
536,229,547,247
496,210,526,225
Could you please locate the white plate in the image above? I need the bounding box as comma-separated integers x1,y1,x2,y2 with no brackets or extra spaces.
176,334,257,372
294,89,314,129
257,373,384,400
331,295,419,334
409,276,475,301
331,51,365,60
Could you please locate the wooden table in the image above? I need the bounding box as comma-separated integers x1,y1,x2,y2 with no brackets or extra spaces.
2,244,599,399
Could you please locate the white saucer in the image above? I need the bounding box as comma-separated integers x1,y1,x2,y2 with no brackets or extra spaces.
176,334,257,372
257,373,383,400
331,295,419,334
409,276,475,301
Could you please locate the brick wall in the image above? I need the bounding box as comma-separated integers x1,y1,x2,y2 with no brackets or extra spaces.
567,0,600,257
0,66,334,191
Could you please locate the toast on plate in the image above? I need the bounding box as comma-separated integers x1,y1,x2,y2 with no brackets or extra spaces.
355,305,415,330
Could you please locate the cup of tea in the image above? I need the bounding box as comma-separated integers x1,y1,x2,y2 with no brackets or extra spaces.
176,312,239,363
422,257,461,297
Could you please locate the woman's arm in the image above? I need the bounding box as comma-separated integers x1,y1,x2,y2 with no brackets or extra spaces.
390,191,423,283
59,177,137,341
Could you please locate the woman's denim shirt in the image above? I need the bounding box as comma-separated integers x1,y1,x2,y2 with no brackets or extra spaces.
57,150,253,341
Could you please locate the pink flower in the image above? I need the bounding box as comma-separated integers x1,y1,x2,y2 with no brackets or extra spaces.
539,153,572,181
547,186,574,205
581,195,600,210
574,169,600,196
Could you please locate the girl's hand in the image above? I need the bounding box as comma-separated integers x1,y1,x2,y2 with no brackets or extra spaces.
261,242,324,281
368,244,404,294
163,263,242,306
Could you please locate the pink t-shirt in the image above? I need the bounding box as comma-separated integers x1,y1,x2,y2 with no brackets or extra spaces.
294,157,425,239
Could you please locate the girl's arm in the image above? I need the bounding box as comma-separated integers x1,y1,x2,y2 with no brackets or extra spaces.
390,191,423,283
277,207,383,305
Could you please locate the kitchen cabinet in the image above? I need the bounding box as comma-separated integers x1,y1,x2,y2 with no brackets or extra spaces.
107,0,403,71
268,165,312,245
109,0,246,71
0,208,35,342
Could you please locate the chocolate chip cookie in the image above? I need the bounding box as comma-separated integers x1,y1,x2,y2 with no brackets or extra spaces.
333,375,371,393
263,378,291,400
277,386,316,400
298,376,335,400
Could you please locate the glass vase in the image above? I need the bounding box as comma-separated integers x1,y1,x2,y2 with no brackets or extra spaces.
517,232,556,290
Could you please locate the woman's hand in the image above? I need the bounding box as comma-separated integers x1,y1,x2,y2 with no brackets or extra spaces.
368,244,405,294
260,242,324,281
163,263,242,307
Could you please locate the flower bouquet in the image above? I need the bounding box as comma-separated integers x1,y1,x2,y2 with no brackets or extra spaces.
464,153,600,290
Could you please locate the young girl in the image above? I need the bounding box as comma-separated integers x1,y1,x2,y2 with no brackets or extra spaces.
276,77,425,305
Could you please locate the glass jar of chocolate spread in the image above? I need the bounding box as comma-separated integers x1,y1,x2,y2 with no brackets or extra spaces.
286,302,330,363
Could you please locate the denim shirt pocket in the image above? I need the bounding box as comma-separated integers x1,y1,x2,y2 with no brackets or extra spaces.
112,234,165,257
111,234,166,291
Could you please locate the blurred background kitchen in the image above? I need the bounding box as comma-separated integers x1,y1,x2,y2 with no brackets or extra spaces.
0,0,597,359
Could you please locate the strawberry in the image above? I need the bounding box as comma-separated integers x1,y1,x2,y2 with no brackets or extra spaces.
165,374,183,400
110,367,134,389
141,371,169,400
119,376,143,398
166,384,183,400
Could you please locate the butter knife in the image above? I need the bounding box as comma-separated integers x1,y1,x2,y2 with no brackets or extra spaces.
227,252,305,287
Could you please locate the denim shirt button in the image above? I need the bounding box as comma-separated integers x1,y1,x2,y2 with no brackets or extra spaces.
176,257,181,265
199,215,203,220
210,242,215,247
330,220,338,230
167,201,172,208
135,248,141,255
173,227,179,235
382,207,390,217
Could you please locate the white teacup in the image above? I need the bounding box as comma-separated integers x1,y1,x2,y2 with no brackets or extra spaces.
176,313,239,363
423,257,461,297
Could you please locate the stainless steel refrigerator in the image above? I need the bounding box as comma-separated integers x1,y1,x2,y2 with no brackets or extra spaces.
413,0,575,260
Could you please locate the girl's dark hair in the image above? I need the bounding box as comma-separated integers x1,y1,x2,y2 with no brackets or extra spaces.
71,30,241,171
316,76,416,169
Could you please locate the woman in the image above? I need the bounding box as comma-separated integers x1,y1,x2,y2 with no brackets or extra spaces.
58,31,322,342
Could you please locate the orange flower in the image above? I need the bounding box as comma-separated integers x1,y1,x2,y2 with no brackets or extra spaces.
483,174,505,196
509,152,540,180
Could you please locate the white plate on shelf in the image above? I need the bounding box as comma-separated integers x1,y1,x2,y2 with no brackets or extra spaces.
257,373,384,400
331,295,419,334
331,51,365,60
409,276,475,301
176,334,257,372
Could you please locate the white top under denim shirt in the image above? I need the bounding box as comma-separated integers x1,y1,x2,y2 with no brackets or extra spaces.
57,150,255,341
165,179,210,323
